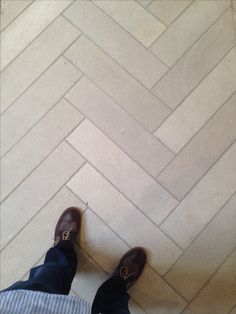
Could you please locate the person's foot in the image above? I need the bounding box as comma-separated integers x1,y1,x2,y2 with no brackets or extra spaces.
54,207,81,245
112,247,146,290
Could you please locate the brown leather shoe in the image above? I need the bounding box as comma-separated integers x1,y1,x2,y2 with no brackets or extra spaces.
112,247,147,290
54,207,82,245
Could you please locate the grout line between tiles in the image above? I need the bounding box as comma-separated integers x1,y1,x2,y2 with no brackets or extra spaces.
153,22,235,102
146,0,194,28
61,13,171,108
163,191,236,280
136,0,169,28
1,75,84,159
0,0,35,33
0,111,86,203
162,137,236,205
152,42,235,139
66,128,183,252
180,246,236,312
1,30,82,115
65,141,184,255
0,159,87,253
64,55,173,149
155,89,236,188
151,32,234,106
91,0,170,68
64,96,179,202
63,55,175,158
159,156,236,245
1,3,78,73
149,3,231,69
64,84,177,185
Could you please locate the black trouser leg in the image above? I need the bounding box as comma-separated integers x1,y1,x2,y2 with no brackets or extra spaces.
2,241,77,295
92,276,131,314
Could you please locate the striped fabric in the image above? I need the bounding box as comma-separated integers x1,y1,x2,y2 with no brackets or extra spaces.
0,290,91,314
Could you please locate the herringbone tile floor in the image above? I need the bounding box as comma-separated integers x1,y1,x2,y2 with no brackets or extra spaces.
1,1,236,313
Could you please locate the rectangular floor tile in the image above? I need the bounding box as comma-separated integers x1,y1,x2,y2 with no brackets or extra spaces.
68,119,178,225
80,209,130,274
137,0,152,8
150,0,230,66
72,258,108,304
68,164,182,275
131,265,186,314
0,0,33,31
155,48,236,153
1,57,82,157
65,77,174,177
64,36,170,132
79,209,185,313
0,142,84,250
158,93,236,200
1,99,83,201
1,16,79,113
161,143,236,250
165,194,236,301
148,0,193,26
128,300,147,314
233,0,236,10
1,0,73,70
152,9,234,109
63,0,167,88
183,250,236,314
0,187,86,289
95,0,166,47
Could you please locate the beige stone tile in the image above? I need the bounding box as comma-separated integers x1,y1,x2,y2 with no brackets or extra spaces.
1,0,73,70
79,209,186,313
129,300,146,314
137,0,152,8
155,48,236,153
1,16,79,113
161,143,236,250
152,9,234,109
0,187,86,289
65,36,170,132
68,164,182,275
68,119,178,225
158,92,236,200
72,258,108,304
69,290,78,297
63,0,167,88
0,0,33,31
65,77,174,177
0,142,84,250
1,99,83,201
148,0,192,26
165,193,236,301
95,0,165,47
233,0,236,10
1,57,82,157
150,0,230,66
80,209,130,274
183,250,236,314
131,265,186,314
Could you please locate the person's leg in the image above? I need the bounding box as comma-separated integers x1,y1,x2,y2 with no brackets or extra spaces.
92,276,130,314
2,207,81,295
3,240,77,295
92,247,146,314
